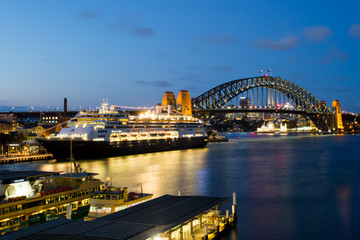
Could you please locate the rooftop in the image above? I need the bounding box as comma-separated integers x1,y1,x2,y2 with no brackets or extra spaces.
2,194,227,240
0,170,59,182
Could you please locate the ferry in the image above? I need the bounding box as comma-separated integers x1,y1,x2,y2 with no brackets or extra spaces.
0,167,102,235
36,100,208,160
84,184,153,221
207,132,229,142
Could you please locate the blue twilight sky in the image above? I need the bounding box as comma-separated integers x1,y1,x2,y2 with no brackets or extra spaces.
0,0,359,112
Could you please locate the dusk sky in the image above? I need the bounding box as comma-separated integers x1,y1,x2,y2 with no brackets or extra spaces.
1,1,359,112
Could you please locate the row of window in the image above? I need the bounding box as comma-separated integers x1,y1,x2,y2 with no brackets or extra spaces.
92,194,124,200
42,121,57,123
42,117,58,120
0,187,100,216
44,187,99,205
0,199,90,231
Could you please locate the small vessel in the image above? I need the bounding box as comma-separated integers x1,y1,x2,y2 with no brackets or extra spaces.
36,100,208,160
207,134,228,142
0,166,102,235
84,183,153,221
207,131,228,142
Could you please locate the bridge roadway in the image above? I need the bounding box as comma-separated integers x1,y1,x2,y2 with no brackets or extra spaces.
194,107,323,115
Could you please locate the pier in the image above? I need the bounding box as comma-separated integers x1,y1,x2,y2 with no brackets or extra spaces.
2,194,237,240
0,154,53,164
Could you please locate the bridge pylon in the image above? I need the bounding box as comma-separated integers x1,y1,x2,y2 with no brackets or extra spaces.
331,100,344,132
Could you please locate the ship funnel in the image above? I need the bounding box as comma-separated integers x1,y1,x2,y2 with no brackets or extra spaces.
168,104,173,114
156,103,162,115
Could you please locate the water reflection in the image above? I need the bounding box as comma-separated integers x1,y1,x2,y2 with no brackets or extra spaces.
1,134,360,239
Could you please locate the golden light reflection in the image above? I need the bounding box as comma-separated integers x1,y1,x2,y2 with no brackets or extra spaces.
38,148,209,198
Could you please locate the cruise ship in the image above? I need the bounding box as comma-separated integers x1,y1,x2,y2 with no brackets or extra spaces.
37,99,208,160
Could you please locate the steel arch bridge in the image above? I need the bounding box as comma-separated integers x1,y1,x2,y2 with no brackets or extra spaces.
192,76,328,111
191,76,339,132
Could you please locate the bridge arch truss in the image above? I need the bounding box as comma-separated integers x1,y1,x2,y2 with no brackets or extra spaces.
192,76,328,112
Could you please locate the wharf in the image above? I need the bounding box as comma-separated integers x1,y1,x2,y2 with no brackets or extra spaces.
0,154,53,164
2,194,237,240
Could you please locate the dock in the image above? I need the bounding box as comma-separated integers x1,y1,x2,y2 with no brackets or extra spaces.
0,154,53,164
2,194,237,240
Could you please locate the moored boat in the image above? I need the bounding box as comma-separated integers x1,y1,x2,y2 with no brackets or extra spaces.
84,184,152,221
36,100,208,160
0,168,102,235
207,135,229,142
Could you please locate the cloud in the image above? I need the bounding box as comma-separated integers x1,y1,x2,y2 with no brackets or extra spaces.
79,10,99,19
109,16,155,38
253,35,300,50
303,26,332,43
319,48,348,64
202,34,236,44
350,23,360,39
136,80,170,87
211,65,234,72
130,28,155,37
177,73,202,82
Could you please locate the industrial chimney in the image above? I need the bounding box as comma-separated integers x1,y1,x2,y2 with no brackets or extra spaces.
64,98,68,117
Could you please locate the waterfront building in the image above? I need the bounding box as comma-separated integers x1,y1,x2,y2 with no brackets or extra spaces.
0,114,17,134
257,122,287,133
39,112,68,126
19,125,63,139
2,194,235,240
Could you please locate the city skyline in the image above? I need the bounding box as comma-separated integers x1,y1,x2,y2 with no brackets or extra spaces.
1,0,359,112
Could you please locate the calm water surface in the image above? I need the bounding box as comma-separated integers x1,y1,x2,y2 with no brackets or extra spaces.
1,134,360,240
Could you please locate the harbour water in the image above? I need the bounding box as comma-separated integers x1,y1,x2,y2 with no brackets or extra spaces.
1,133,360,240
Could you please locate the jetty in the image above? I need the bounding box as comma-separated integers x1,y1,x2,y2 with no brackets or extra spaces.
0,154,53,164
2,193,237,240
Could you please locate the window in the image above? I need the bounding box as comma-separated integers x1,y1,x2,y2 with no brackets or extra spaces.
3,207,9,214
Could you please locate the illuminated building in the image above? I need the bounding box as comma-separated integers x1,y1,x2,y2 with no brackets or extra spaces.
0,114,17,134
